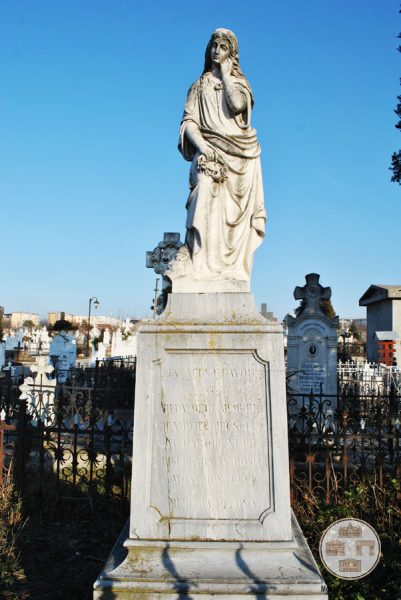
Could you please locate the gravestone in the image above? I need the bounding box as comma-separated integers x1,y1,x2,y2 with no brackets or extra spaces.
91,340,106,365
94,28,326,600
5,332,22,351
103,328,111,348
49,331,77,382
19,357,56,427
146,232,183,314
285,273,339,397
110,328,137,358
260,302,278,322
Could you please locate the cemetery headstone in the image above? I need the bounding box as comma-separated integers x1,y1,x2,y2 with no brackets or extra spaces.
103,328,111,347
94,29,327,600
146,232,183,314
91,340,106,366
49,331,77,382
285,273,339,398
110,328,137,358
19,357,56,426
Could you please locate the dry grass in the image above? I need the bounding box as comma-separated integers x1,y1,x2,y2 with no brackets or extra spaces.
0,466,28,599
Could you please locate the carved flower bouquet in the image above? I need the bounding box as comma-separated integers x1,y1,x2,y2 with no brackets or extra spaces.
197,154,228,183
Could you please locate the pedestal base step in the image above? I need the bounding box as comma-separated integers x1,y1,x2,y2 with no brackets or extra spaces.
94,513,328,599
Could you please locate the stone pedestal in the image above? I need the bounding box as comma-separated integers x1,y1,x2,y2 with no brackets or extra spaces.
94,293,327,599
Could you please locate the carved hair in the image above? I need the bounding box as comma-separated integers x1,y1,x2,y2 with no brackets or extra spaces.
202,28,245,80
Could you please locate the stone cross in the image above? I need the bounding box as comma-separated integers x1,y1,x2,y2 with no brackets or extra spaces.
146,232,184,314
146,232,183,280
19,357,56,426
294,273,331,315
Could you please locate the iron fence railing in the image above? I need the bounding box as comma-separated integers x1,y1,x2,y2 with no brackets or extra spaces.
1,358,401,508
288,387,401,504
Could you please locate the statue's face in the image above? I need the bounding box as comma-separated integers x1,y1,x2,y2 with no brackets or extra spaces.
210,38,230,65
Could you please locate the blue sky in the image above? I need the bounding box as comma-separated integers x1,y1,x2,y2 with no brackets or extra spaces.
1,0,400,321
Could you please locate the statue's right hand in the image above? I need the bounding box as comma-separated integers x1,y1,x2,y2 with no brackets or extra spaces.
199,145,216,161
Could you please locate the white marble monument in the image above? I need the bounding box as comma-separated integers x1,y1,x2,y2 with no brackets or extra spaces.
94,29,327,600
285,274,338,398
91,340,106,365
110,328,137,358
49,331,77,382
103,328,111,348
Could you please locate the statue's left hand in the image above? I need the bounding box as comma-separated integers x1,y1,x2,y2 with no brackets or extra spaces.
220,57,233,78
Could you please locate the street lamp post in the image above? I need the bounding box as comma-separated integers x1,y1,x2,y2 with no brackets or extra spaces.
86,296,99,357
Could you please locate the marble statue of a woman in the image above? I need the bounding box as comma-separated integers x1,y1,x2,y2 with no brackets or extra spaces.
168,28,266,293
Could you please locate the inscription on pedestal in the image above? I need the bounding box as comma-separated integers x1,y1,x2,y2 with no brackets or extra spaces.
152,350,272,521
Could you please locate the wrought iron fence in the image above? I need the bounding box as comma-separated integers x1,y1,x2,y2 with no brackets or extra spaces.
288,386,401,504
14,396,133,507
2,356,401,509
0,370,21,419
0,358,135,506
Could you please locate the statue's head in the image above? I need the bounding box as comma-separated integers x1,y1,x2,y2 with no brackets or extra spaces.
203,28,241,75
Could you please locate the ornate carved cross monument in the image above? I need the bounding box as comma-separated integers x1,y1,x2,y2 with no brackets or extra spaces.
294,273,332,315
286,273,339,400
94,29,327,600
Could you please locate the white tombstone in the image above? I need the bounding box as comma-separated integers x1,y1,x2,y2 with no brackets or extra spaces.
103,328,111,347
91,341,106,365
111,328,123,356
110,328,137,358
285,274,338,400
5,331,23,351
49,331,77,380
19,357,56,426
91,325,101,339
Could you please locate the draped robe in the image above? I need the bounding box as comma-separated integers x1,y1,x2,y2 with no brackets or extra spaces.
179,71,266,282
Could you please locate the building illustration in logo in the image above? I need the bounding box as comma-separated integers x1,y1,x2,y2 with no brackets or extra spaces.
339,559,361,573
338,523,362,538
355,540,376,556
325,541,345,556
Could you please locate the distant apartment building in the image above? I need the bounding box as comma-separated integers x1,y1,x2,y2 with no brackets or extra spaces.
10,312,40,328
72,315,122,327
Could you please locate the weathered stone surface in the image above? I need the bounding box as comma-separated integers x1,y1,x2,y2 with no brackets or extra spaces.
94,515,328,599
167,29,266,290
129,293,290,543
94,294,327,598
